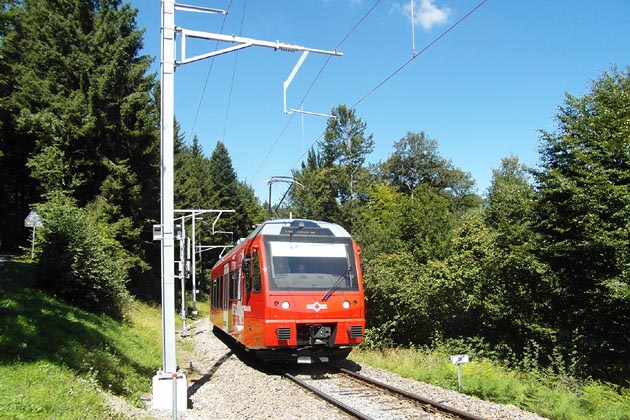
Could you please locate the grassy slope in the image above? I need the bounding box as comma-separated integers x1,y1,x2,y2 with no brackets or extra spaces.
0,258,162,419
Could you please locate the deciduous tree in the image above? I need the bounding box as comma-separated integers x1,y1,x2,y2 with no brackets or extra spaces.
381,131,480,213
534,67,630,381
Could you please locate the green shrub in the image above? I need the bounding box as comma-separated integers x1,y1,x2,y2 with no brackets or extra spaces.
363,252,436,345
34,195,129,319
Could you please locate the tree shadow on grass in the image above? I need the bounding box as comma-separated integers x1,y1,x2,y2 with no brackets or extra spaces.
0,260,158,398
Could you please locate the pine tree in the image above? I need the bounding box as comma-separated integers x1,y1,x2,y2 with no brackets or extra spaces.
208,141,264,239
0,0,160,295
175,135,215,210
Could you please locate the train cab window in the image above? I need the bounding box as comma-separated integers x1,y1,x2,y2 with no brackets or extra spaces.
265,237,359,292
252,250,262,293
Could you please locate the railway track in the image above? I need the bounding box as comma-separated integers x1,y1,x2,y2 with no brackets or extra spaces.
276,364,488,420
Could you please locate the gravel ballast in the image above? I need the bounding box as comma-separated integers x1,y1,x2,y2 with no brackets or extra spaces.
144,318,548,420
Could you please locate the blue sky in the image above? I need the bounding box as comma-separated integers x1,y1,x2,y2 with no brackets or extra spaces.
131,0,630,204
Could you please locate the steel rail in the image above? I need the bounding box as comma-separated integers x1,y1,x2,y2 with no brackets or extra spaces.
336,367,488,420
280,370,373,420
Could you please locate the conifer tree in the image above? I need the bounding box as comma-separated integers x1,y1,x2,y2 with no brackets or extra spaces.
0,0,159,294
290,105,375,228
208,141,264,240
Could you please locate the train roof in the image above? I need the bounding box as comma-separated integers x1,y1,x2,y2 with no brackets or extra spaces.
245,219,351,240
216,220,352,268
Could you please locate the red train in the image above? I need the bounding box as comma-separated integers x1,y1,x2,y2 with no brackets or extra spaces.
209,219,365,363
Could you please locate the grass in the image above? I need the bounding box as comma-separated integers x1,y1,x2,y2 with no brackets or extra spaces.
0,361,131,419
0,257,163,419
350,347,630,420
3,256,628,419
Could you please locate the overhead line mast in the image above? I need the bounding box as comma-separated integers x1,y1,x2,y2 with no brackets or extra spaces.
158,0,343,411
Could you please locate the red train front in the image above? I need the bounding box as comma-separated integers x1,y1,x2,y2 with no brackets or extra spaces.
210,219,365,363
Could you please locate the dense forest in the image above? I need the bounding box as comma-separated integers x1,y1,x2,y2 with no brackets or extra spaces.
0,0,627,385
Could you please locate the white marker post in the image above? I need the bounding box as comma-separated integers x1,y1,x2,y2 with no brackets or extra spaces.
24,209,43,259
450,354,470,391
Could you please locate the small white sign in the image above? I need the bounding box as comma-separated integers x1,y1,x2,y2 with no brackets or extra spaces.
450,354,470,365
24,209,43,228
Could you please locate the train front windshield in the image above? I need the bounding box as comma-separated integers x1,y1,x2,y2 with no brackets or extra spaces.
264,236,359,292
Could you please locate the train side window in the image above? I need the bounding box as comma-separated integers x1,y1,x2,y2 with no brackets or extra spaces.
228,271,234,300
217,278,221,308
219,276,224,305
216,278,220,308
243,257,252,293
212,278,218,309
252,250,262,293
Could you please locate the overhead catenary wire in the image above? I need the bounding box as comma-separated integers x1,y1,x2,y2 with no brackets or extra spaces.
221,0,247,141
351,0,489,110
250,0,383,183
286,0,490,174
187,1,234,143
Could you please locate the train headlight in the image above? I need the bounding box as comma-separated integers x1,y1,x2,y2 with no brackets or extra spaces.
281,301,290,310
342,300,351,309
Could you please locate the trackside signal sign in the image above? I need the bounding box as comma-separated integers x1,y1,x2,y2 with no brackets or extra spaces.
450,354,470,365
24,209,43,228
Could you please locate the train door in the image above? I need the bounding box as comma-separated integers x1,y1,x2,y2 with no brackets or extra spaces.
234,267,244,333
223,263,229,329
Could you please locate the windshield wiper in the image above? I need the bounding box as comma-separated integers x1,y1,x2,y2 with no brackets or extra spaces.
321,268,351,302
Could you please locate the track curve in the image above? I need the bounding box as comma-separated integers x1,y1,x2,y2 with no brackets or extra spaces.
274,363,489,420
